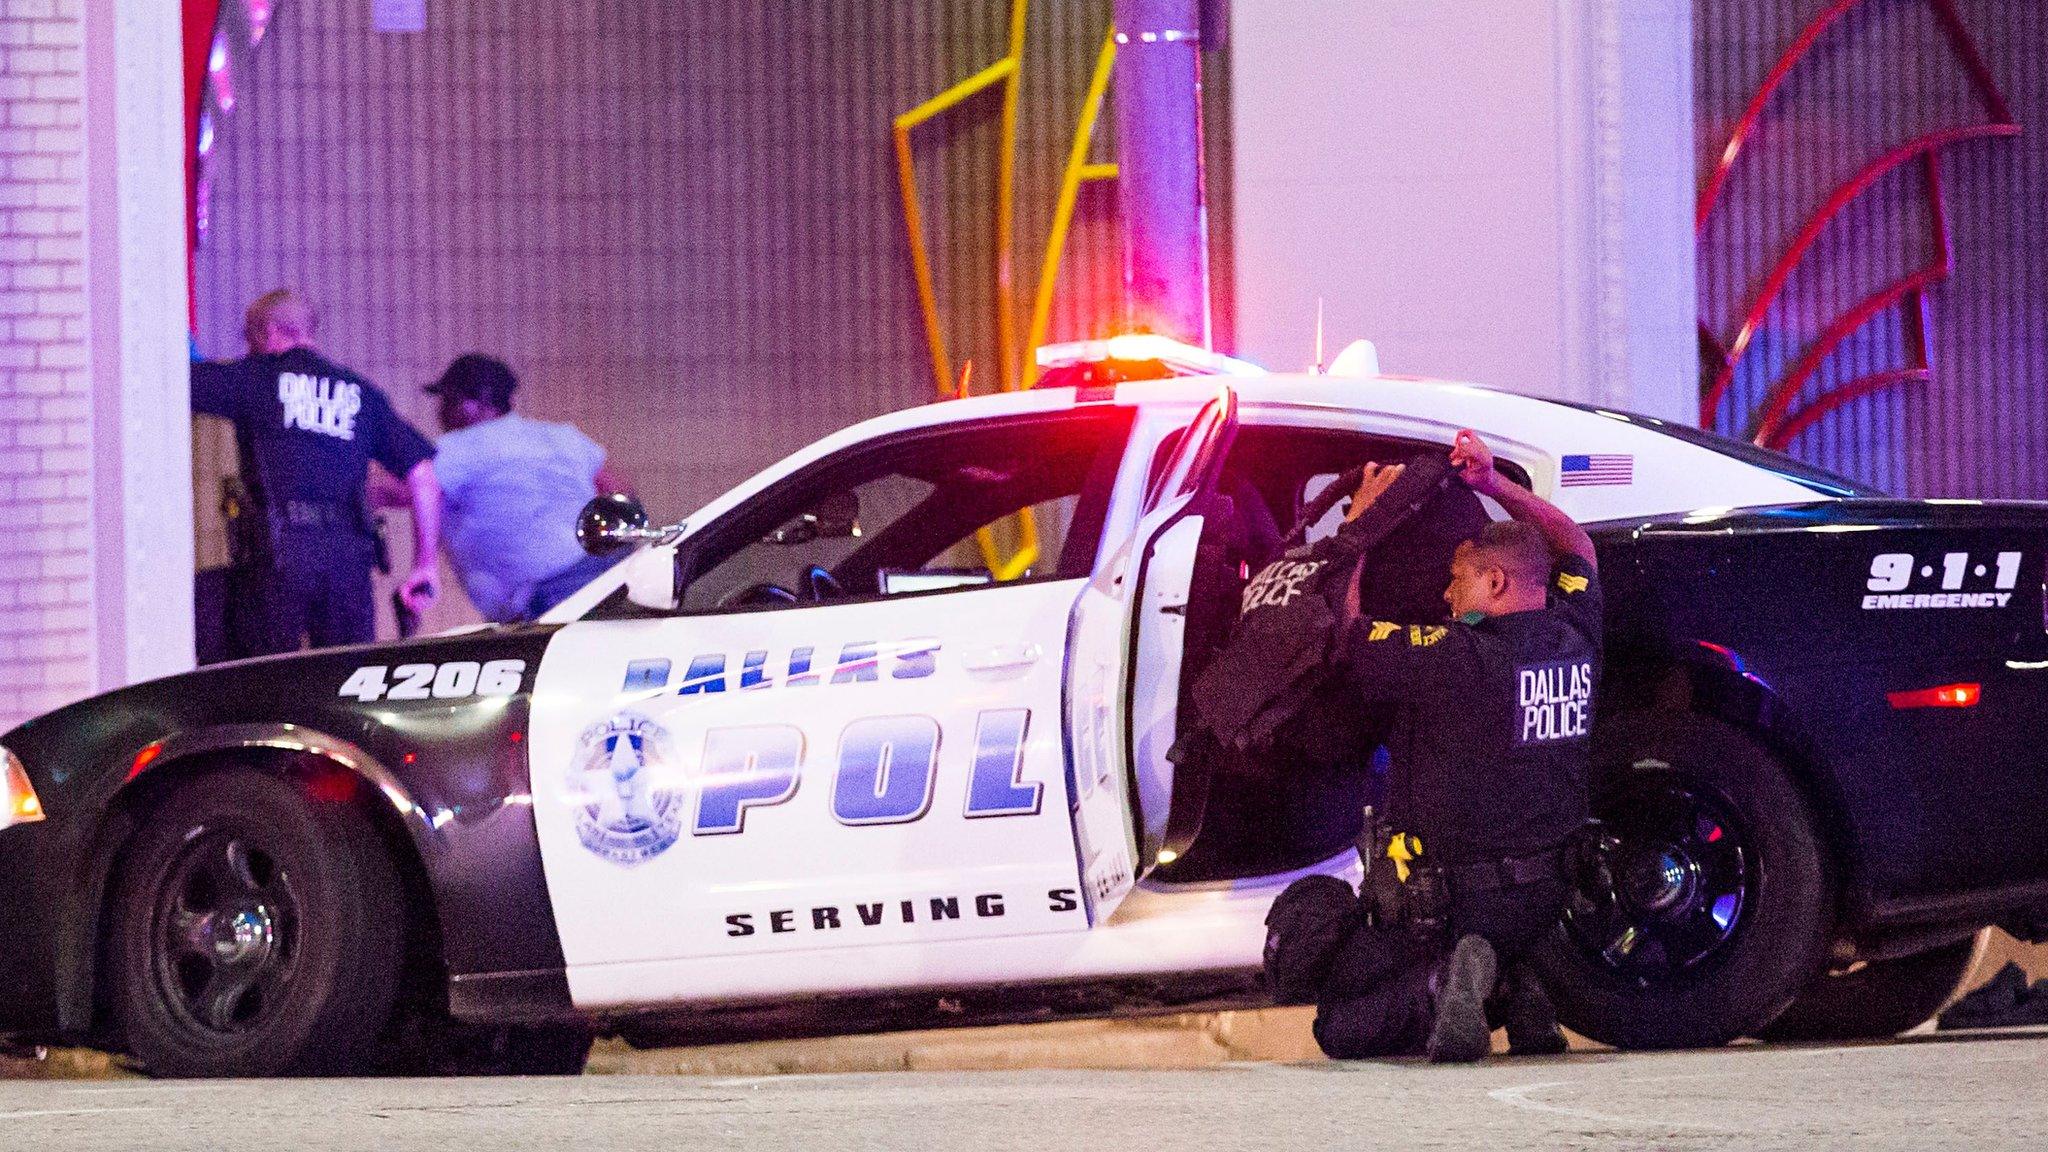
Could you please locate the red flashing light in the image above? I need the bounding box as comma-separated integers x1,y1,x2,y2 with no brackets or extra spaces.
128,741,164,780
1887,682,1981,710
303,772,358,804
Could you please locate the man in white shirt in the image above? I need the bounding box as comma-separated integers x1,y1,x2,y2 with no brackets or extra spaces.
420,354,632,622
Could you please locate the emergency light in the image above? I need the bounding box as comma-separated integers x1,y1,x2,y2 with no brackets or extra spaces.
0,746,43,830
1033,334,1266,379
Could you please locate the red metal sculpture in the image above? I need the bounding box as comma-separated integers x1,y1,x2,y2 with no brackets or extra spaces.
1696,0,2018,449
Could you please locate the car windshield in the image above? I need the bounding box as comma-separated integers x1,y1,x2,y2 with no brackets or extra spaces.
1547,400,1881,498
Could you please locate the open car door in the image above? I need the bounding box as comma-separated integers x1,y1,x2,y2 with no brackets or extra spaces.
1065,387,1237,922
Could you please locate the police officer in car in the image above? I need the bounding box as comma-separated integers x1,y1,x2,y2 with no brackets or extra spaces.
193,289,443,655
1264,429,1601,1063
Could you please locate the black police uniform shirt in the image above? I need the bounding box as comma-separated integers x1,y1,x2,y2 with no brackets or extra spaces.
1341,554,1602,866
192,347,434,526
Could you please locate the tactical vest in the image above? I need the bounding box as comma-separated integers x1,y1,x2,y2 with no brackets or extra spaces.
1178,455,1459,758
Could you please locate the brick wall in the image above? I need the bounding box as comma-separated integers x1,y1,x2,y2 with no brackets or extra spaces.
0,0,90,728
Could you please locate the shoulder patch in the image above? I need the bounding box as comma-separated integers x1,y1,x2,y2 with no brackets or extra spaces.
1366,621,1401,643
1408,625,1448,648
1556,571,1590,595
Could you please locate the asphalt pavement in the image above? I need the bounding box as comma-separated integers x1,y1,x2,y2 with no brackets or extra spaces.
4,1029,2045,1150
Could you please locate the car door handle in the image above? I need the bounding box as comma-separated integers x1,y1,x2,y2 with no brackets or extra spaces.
964,643,1042,673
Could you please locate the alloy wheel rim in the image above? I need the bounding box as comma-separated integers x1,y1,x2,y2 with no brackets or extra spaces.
1564,774,1750,986
150,829,301,1036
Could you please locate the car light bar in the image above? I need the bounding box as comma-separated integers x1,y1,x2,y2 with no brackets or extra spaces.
1033,334,1266,378
1886,683,1981,710
0,745,43,830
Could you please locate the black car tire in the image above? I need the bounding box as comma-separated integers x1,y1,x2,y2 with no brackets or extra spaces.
108,768,403,1077
1757,933,1982,1042
1532,712,1834,1049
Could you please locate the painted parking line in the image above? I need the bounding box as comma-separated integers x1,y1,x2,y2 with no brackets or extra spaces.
1485,1080,1734,1132
0,1106,154,1120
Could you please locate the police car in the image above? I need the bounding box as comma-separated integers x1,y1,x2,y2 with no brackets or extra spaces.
2,363,2043,1075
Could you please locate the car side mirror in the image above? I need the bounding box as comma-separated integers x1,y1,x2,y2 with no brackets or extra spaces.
621,543,682,611
578,493,659,555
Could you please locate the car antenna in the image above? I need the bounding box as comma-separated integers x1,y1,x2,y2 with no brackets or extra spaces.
1313,297,1326,374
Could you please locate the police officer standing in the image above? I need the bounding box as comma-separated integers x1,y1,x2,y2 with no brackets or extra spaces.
1264,429,1601,1063
193,289,443,655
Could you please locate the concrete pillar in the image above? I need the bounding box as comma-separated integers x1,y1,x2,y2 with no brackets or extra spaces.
0,1,189,732
84,2,194,695
1228,0,1697,421
1112,0,1212,348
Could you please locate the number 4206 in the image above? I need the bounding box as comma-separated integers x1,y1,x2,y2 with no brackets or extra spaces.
339,660,527,702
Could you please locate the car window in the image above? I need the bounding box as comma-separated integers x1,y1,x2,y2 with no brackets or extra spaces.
665,408,1133,615
679,471,938,611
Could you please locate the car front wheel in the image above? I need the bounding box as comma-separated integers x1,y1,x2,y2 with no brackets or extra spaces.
108,768,403,1077
1532,712,1834,1049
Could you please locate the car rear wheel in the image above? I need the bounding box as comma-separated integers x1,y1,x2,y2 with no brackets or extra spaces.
1531,712,1833,1049
1757,932,1983,1042
108,768,403,1077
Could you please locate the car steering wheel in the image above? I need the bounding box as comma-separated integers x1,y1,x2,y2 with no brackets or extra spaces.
801,566,845,602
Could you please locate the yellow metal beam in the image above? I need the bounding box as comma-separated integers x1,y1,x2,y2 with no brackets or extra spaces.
994,0,1030,394
894,56,1017,131
894,4,1112,580
1023,26,1118,388
891,6,1031,400
893,123,955,399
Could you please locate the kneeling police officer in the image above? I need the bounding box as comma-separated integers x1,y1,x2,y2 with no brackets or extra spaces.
1264,429,1601,1062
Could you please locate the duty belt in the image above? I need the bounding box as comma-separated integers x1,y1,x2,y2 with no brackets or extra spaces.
281,500,359,531
1439,845,1568,893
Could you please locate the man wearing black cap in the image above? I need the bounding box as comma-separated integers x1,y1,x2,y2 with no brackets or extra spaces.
415,354,632,622
193,289,442,655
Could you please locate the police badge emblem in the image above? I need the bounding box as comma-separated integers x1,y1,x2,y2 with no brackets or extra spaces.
568,711,685,866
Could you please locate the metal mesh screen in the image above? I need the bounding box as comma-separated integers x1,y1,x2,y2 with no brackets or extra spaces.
1696,0,2047,497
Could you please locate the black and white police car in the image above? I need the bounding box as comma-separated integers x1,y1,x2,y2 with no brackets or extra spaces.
3,359,2044,1076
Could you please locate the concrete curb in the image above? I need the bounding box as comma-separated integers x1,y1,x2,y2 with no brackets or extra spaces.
9,934,2038,1080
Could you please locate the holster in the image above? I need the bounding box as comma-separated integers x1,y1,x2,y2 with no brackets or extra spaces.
221,475,278,572
1355,808,1448,936
368,509,393,576
1563,818,1619,900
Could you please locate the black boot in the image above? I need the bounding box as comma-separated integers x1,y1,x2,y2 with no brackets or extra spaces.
1263,875,1360,1005
1500,961,1568,1055
1428,934,1497,1063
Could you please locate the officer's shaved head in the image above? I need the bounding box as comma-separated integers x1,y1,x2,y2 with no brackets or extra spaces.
1462,521,1552,589
1445,521,1554,618
244,289,316,355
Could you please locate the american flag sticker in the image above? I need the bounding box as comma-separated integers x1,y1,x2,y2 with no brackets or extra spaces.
1560,454,1634,487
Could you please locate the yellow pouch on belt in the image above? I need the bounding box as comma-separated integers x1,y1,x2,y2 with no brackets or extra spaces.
1386,833,1422,883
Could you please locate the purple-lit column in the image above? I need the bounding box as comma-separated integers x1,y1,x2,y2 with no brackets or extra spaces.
1111,0,1211,348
